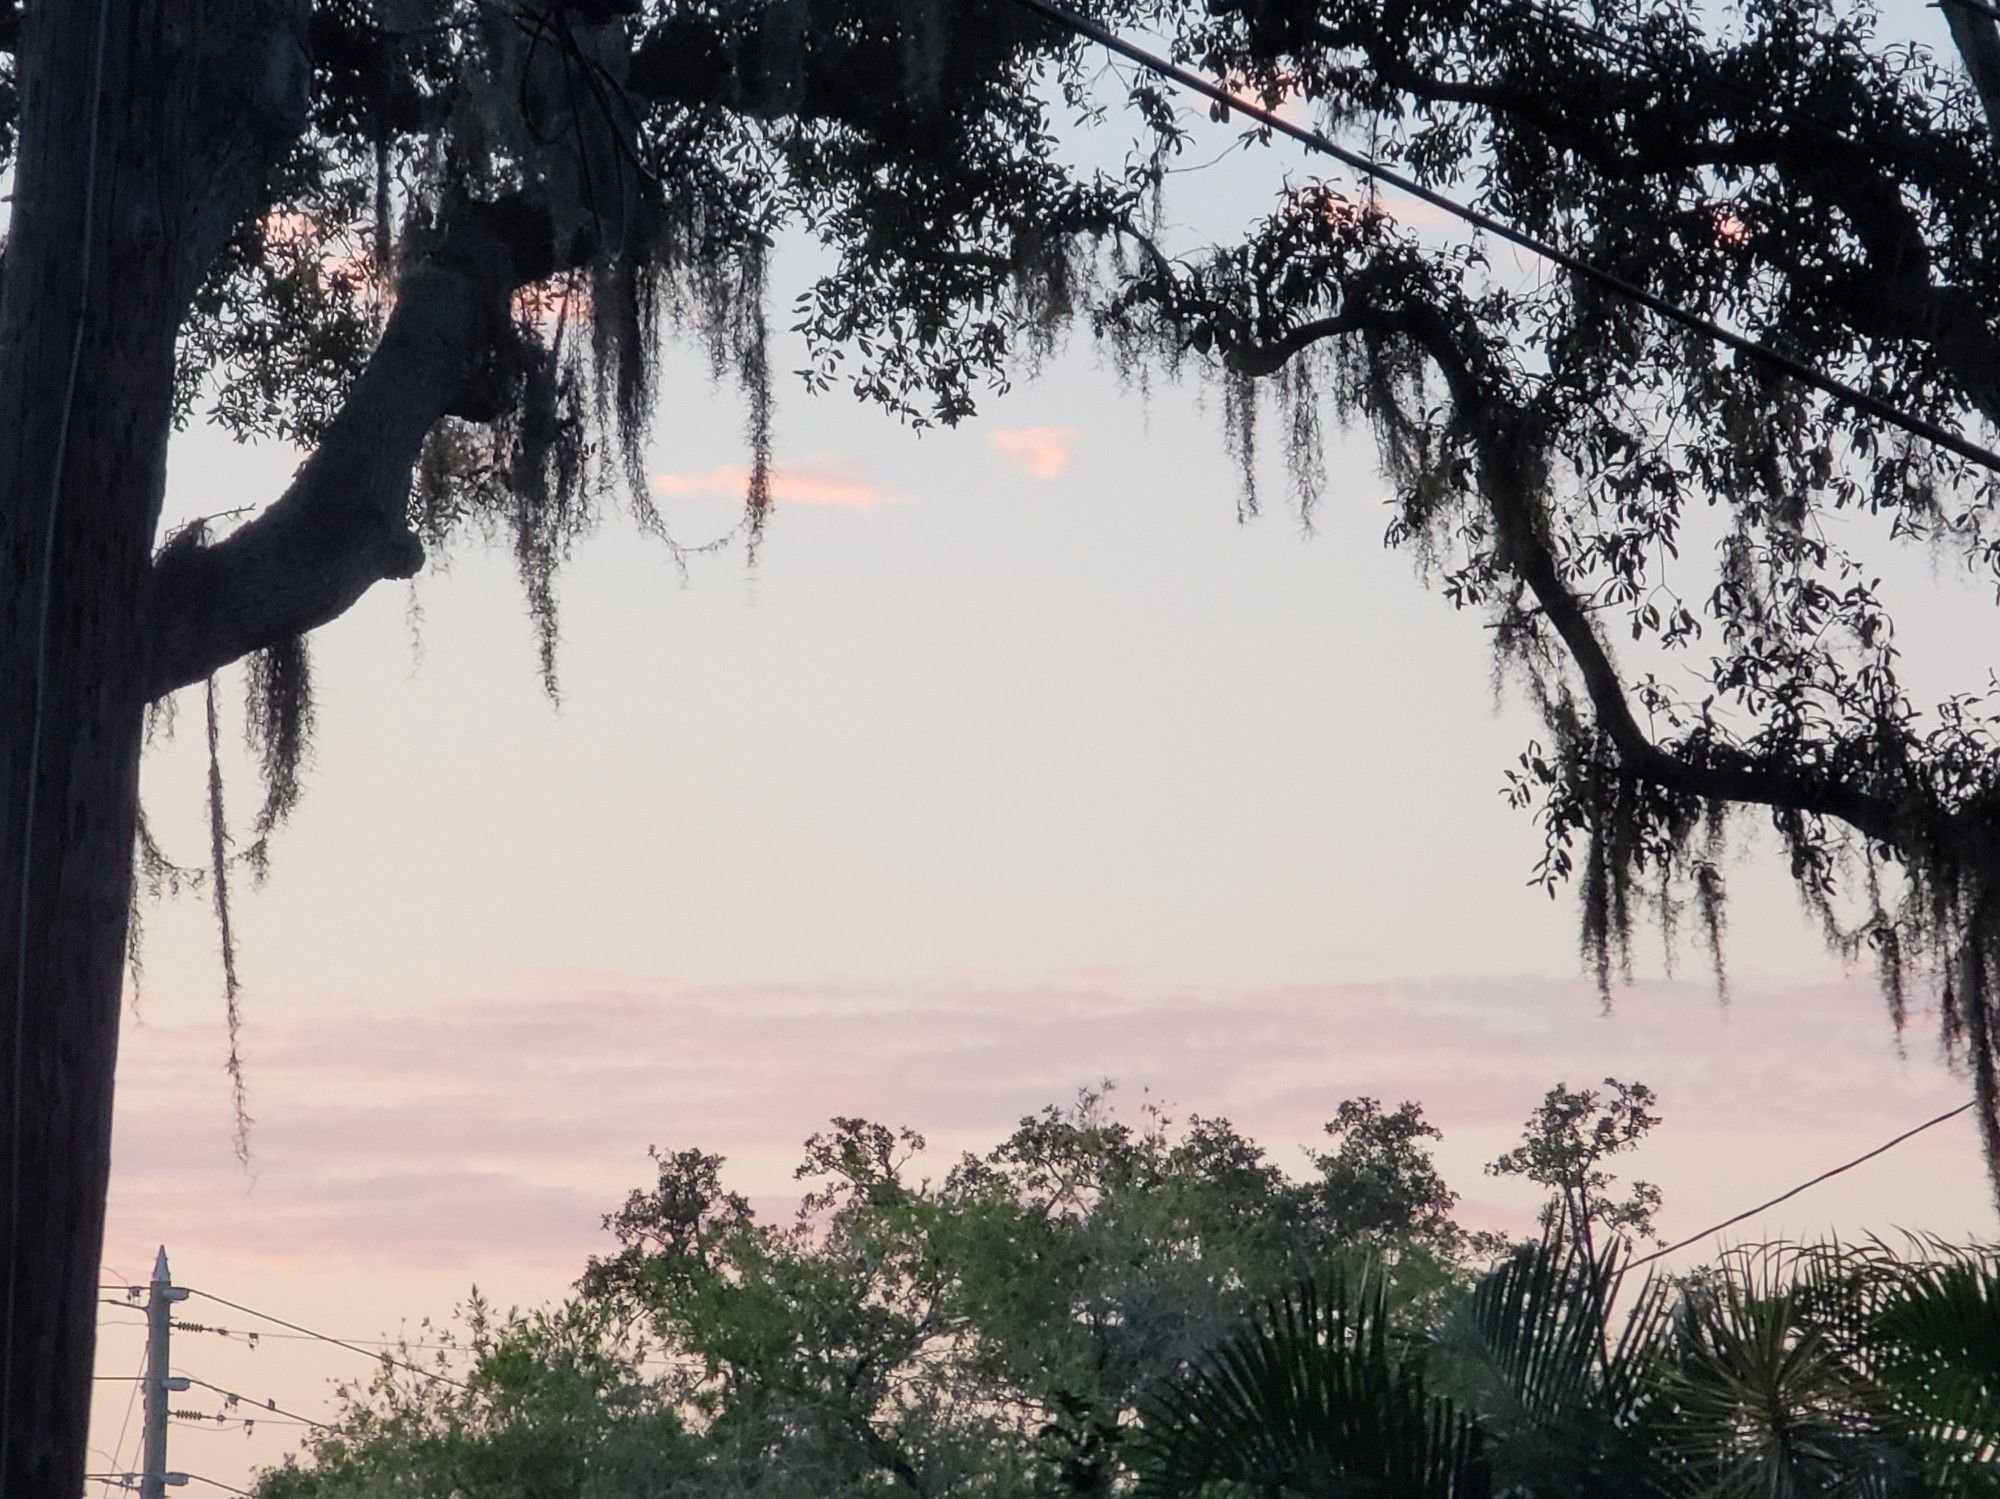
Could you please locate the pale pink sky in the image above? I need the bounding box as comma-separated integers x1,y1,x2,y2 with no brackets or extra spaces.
95,350,1995,1484
91,5,1994,1485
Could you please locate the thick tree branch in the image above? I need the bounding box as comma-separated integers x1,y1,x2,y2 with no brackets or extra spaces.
1326,23,1791,177
1316,23,2000,428
144,200,557,699
1944,0,2000,144
1483,463,1906,851
1224,312,1372,377
628,12,926,138
1242,291,1912,851
626,3,1046,142
1797,162,2000,429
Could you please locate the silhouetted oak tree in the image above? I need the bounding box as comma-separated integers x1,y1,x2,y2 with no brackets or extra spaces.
1095,0,2000,1182
5,0,2000,1489
0,0,1125,1487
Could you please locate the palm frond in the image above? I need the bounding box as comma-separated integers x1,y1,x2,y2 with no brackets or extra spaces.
1657,1251,1914,1499
1130,1260,1491,1498
1428,1233,1670,1496
1869,1251,2000,1496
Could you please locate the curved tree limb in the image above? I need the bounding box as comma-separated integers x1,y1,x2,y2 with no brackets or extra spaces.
1300,21,2000,430
144,198,559,700
1241,291,1912,852
1943,0,2000,143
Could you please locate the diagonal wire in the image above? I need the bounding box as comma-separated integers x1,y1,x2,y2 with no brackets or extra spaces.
182,1288,469,1391
1625,1100,1975,1270
997,0,2000,476
178,1375,333,1431
182,1476,252,1496
95,1342,146,1499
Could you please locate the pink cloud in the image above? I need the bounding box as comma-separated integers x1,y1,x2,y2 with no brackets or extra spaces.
650,461,889,509
100,969,1988,1283
985,426,1081,479
90,970,1990,1499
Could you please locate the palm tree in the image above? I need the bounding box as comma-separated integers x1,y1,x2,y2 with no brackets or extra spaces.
1130,1236,2000,1498
1130,1256,1493,1497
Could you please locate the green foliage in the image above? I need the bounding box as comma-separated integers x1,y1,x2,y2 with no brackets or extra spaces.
1774,1238,2000,1495
1131,1262,1494,1499
1427,1237,1671,1495
1314,1097,1481,1257
254,1087,1507,1497
1872,1254,2000,1488
1137,1235,2000,1499
253,1298,695,1498
265,1087,1996,1497
580,1091,1460,1496
1487,1079,1664,1257
1660,1269,1903,1498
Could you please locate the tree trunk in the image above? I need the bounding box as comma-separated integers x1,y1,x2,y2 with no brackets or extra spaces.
0,4,207,1491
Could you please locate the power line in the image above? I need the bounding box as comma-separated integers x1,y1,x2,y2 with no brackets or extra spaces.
166,1321,268,1346
182,1317,670,1369
171,1411,318,1432
189,1326,467,1353
89,1471,254,1496
1625,1100,1975,1270
108,1295,478,1356
1503,0,1989,193
1000,0,2000,477
182,1289,469,1391
178,1376,333,1431
182,1476,251,1497
96,1344,146,1499
116,1316,309,1349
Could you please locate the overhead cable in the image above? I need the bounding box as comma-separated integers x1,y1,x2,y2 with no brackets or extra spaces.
182,1288,469,1391
997,0,2000,476
179,1374,334,1431
1625,1100,1975,1270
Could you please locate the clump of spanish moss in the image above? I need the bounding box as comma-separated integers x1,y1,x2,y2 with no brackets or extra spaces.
1220,370,1260,522
131,528,314,1160
147,0,1143,1166
1094,134,2000,1192
242,634,315,883
205,678,253,1166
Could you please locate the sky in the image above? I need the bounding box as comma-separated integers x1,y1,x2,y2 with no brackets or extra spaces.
86,5,1996,1493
